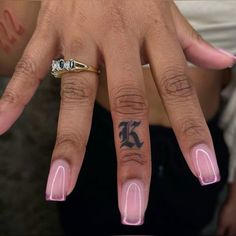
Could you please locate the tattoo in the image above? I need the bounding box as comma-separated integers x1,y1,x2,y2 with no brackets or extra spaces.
3,10,24,35
0,9,25,53
119,120,144,149
0,39,10,53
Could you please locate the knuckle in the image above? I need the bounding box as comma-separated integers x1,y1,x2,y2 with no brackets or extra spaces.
55,132,86,151
39,3,58,25
111,87,148,116
61,77,94,106
1,90,20,105
14,55,37,78
179,118,206,139
105,3,127,34
160,67,193,102
63,39,85,56
119,151,147,167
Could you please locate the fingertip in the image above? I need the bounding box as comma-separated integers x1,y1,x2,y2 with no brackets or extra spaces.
190,144,220,186
217,48,236,67
0,104,24,135
185,43,235,69
45,159,71,201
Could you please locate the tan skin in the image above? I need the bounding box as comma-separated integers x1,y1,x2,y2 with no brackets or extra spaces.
0,1,235,232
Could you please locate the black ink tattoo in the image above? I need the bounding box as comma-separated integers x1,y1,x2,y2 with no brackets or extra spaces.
119,120,143,148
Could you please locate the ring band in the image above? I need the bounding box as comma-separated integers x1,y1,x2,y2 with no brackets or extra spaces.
51,59,100,78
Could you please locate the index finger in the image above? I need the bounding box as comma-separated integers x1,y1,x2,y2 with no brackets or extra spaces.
0,28,56,134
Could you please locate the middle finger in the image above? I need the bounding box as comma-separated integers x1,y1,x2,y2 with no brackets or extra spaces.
103,32,151,225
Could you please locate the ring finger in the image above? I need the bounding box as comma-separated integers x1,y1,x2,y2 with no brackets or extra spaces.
45,37,99,200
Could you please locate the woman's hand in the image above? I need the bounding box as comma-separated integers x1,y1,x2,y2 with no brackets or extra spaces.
0,0,235,225
218,181,236,236
218,196,236,236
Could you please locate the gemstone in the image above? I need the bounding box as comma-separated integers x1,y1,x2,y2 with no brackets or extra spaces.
69,60,75,69
64,61,70,70
52,60,59,71
59,59,64,69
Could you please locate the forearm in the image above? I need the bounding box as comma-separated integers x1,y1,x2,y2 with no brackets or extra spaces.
0,0,40,76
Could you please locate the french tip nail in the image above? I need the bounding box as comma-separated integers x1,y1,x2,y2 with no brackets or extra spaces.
121,217,144,226
45,159,70,202
191,144,220,186
199,174,221,186
120,179,145,226
45,194,66,201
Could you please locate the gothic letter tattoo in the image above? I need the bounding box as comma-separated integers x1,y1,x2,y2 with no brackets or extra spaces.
0,9,25,53
119,120,144,148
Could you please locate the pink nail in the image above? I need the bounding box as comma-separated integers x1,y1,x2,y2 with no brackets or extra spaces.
191,144,220,186
120,179,144,225
217,48,236,61
45,159,70,201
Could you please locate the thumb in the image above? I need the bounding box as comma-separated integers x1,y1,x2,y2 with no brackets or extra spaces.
171,2,236,69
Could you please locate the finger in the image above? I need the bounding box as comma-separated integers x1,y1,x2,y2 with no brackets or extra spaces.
103,33,151,225
170,2,236,69
217,224,227,236
145,11,220,185
0,28,57,134
45,38,99,200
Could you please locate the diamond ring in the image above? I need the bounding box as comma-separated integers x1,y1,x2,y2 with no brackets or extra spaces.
51,59,100,78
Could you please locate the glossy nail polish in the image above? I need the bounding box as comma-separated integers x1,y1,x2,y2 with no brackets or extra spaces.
120,179,144,225
191,144,220,186
46,159,70,201
217,48,236,60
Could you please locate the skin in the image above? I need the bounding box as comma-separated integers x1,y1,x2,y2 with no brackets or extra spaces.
218,177,236,236
0,0,40,74
0,0,236,226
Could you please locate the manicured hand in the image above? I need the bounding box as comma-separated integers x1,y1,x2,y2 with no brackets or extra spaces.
0,0,235,225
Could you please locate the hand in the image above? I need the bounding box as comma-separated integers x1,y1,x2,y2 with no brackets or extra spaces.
218,199,236,236
0,0,235,225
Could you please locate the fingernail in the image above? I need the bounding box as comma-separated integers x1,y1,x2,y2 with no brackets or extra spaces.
46,159,70,201
120,179,144,225
191,144,220,186
217,48,236,61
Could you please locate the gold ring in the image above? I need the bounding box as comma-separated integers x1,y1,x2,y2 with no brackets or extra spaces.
51,59,100,78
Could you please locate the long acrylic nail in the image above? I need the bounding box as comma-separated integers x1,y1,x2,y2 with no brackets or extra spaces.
46,159,70,201
191,144,220,186
120,179,144,225
217,48,236,61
